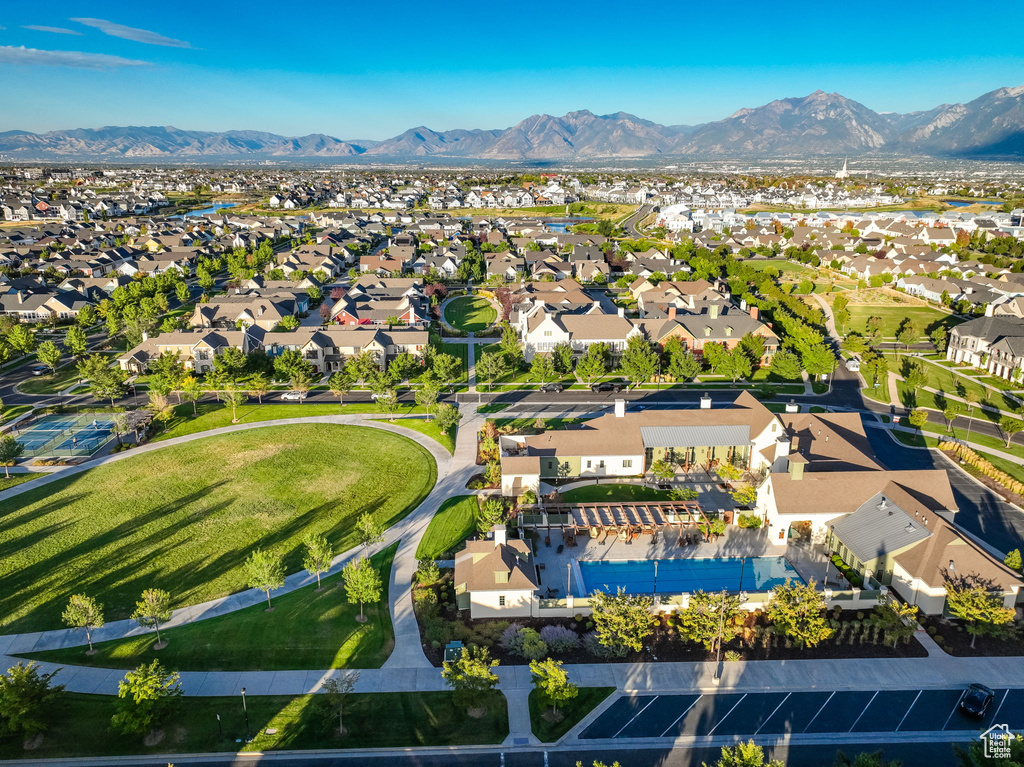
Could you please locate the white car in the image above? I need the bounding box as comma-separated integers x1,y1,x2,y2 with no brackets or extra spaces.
280,391,306,401
846,358,861,372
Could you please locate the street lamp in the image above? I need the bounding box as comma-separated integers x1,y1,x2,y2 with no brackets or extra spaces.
240,687,249,740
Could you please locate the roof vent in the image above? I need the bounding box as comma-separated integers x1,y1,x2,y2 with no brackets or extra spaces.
948,559,955,571
700,394,712,409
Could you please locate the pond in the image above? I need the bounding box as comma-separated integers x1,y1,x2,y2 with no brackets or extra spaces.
172,202,238,219
545,217,594,233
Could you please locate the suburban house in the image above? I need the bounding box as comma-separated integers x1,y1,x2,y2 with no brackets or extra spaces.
260,326,429,373
946,315,1024,381
118,329,258,373
190,295,307,332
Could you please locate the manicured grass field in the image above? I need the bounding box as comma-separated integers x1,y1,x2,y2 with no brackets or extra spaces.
444,296,497,333
154,401,428,441
842,305,961,338
24,545,398,671
372,417,455,454
0,405,33,425
560,484,672,503
416,495,479,559
529,687,615,743
0,690,508,758
0,474,39,492
0,424,436,632
740,260,813,274
16,364,82,395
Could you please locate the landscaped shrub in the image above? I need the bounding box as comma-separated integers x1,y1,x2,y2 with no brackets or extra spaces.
414,587,439,617
737,513,763,529
499,623,526,654
424,616,451,645
539,625,581,653
724,650,742,662
583,630,618,658
520,629,547,660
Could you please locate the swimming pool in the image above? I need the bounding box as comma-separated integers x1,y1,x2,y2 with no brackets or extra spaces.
572,556,803,597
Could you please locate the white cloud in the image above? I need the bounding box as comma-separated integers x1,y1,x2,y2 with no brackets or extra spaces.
0,45,151,69
23,25,83,36
70,18,192,48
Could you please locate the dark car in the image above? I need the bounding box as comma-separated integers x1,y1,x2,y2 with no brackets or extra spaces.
590,382,622,393
539,382,564,393
960,683,996,717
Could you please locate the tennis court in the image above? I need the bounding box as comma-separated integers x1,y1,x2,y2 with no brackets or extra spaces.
12,414,117,457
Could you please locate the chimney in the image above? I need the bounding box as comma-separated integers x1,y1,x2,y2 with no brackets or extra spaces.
788,458,805,481
700,393,712,409
709,304,719,320
614,398,625,418
688,295,695,310
785,399,799,413
749,306,759,321
141,331,148,342
668,306,676,320
617,307,625,318
16,291,23,305
493,524,507,547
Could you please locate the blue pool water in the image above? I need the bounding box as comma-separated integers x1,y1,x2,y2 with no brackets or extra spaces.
573,556,803,597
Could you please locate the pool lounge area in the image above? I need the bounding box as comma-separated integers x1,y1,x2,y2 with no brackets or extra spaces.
570,555,804,597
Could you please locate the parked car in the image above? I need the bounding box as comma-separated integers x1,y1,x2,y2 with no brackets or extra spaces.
960,683,996,717
590,382,622,393
280,391,306,401
539,382,564,393
30,365,48,376
846,357,861,372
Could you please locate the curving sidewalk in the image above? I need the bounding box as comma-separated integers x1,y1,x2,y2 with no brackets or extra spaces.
0,410,479,675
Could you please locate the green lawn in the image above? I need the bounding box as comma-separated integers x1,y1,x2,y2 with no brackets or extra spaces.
889,355,1019,413
0,405,33,425
560,484,671,502
740,260,813,274
371,417,455,454
0,424,436,632
416,495,479,559
0,474,40,492
154,401,428,441
16,365,82,395
0,690,508,759
444,296,497,333
439,341,470,381
23,545,398,671
529,687,615,743
843,305,961,338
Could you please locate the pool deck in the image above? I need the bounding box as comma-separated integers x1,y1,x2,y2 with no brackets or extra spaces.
532,527,831,598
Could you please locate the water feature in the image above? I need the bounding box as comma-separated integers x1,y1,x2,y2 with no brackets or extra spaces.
172,202,238,219
573,555,803,597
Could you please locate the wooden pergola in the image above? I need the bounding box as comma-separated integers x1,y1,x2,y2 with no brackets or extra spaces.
533,501,711,545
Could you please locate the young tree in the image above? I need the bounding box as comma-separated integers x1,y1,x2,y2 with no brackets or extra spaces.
619,335,659,389
303,534,333,590
62,594,105,654
434,402,462,434
552,342,574,375
414,379,441,418
0,661,66,741
945,577,1017,648
7,324,36,355
667,348,702,381
869,600,919,648
179,375,202,416
36,341,61,375
110,661,183,737
650,459,675,481
442,646,500,714
801,344,836,382
65,325,88,358
356,511,385,557
248,372,270,404
477,497,506,534
475,351,508,391
290,368,316,398
76,303,98,328
708,740,784,767
907,409,929,430
0,436,25,478
530,353,557,384
245,549,285,610
589,589,655,656
131,589,173,649
432,352,462,388
895,318,921,356
676,590,745,652
930,326,948,353
999,415,1023,447
342,557,382,622
318,671,360,736
529,658,578,715
766,579,832,648
575,343,608,385
216,382,249,423
943,402,963,434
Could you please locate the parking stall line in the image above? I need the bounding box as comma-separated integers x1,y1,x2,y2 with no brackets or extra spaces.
802,690,836,733
613,695,659,738
895,690,922,732
755,693,791,736
942,690,968,731
706,693,747,736
659,695,702,738
991,689,1010,723
847,691,879,733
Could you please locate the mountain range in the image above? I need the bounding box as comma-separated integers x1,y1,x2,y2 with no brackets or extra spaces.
2,85,1023,162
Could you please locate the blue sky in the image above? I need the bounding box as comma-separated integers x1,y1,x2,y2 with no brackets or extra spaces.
2,1,1023,139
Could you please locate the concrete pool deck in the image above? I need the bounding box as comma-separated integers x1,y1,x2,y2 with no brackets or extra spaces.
532,527,832,598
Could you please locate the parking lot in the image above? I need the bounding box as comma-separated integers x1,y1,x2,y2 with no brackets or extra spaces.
580,688,1024,741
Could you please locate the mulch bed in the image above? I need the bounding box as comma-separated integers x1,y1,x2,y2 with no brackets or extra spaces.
919,614,1024,657
940,449,1024,506
415,595,927,667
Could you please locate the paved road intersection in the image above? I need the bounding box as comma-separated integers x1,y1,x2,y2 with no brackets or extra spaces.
580,687,1024,741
